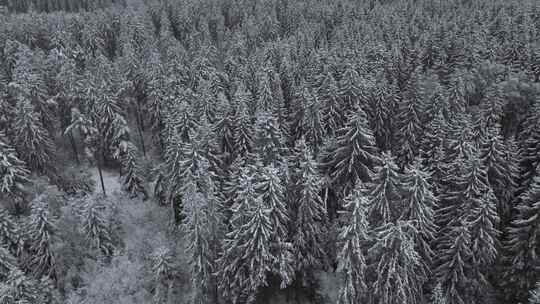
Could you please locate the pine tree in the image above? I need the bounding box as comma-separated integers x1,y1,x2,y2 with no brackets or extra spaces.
402,160,438,266
366,152,407,225
336,184,369,304
0,132,29,195
368,221,426,304
320,105,380,196
293,142,327,286
502,171,540,302
12,98,55,172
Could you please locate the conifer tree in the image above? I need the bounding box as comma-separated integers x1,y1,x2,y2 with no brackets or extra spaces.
0,207,20,254
151,246,174,304
0,133,29,195
435,224,476,304
430,283,448,304
320,105,379,196
183,184,213,304
530,282,540,304
256,164,294,287
469,189,499,272
366,152,407,225
317,70,343,136
12,98,55,172
296,88,325,154
395,95,423,167
25,198,57,279
368,221,426,304
402,160,438,265
293,142,327,286
118,141,147,199
502,171,540,302
0,269,41,304
366,86,396,151
338,64,365,111
336,185,369,304
79,196,115,256
218,185,274,304
254,111,285,166
0,246,17,281
232,93,255,158
480,127,519,220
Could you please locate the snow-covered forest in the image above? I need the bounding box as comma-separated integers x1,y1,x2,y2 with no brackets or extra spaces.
0,0,539,303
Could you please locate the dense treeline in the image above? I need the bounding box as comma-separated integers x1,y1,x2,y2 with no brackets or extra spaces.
0,0,540,303
0,0,127,13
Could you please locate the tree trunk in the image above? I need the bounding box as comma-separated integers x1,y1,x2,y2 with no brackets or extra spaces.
135,102,147,157
69,131,80,165
97,146,107,197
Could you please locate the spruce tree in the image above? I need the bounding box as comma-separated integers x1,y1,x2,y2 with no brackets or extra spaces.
317,70,343,136
254,111,285,166
480,127,519,220
366,152,407,225
469,189,500,272
256,164,294,287
530,282,540,304
0,132,29,195
0,207,21,253
0,269,41,303
368,221,426,304
151,246,174,304
435,224,476,304
79,196,115,256
402,160,438,266
502,171,540,302
118,141,147,199
0,246,17,281
232,95,254,158
320,105,379,196
395,95,423,167
25,198,57,279
293,142,327,286
182,183,213,304
218,188,274,304
12,98,55,172
336,184,369,304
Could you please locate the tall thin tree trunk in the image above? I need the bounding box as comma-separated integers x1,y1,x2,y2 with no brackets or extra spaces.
135,101,147,157
97,146,106,197
69,131,80,165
